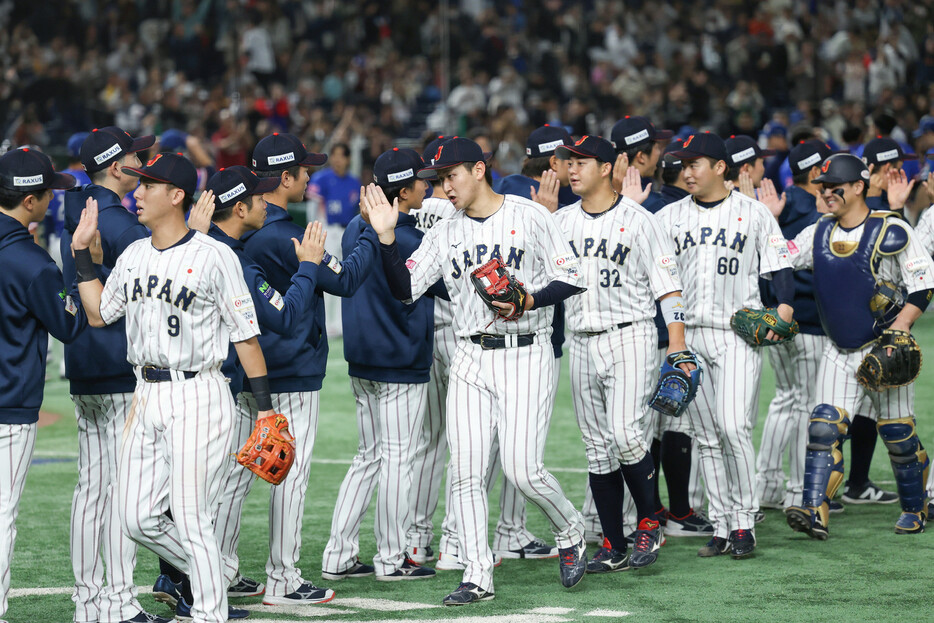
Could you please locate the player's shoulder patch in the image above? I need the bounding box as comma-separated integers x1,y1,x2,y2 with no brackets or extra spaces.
656,253,679,278
258,281,285,311
322,251,343,274
878,216,910,255
552,251,579,276
59,289,78,316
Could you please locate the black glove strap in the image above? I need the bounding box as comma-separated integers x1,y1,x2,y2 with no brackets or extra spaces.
75,248,97,283
248,375,274,411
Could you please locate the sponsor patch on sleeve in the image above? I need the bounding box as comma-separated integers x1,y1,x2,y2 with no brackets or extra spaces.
231,293,255,312
259,281,285,311
787,240,799,255
769,234,789,256
59,289,78,316
553,252,579,275
657,254,679,277
405,259,417,270
906,256,930,273
323,252,343,274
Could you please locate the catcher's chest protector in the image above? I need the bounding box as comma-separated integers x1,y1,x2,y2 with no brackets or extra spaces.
812,214,889,349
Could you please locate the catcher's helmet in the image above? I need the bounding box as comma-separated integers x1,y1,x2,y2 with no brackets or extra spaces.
812,153,870,185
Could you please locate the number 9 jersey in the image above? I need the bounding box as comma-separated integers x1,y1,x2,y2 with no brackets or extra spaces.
656,191,791,330
555,196,682,332
100,230,260,370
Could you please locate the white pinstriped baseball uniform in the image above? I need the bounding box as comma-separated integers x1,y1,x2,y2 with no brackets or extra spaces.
100,231,259,623
788,217,933,424
556,195,682,475
910,204,934,500
657,191,791,537
399,194,584,592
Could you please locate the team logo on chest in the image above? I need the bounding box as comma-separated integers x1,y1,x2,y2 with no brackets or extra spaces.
567,237,630,266
126,275,198,311
672,227,747,255
450,244,525,279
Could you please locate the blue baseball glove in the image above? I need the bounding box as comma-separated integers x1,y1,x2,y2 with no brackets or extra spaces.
648,351,703,417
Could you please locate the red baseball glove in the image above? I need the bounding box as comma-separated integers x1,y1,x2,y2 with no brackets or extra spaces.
236,413,296,485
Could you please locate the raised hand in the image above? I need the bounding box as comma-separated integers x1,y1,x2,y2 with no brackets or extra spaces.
758,178,787,218
293,221,327,264
737,170,756,198
72,197,99,251
621,165,650,204
362,183,399,242
188,190,215,233
611,152,629,194
531,169,560,213
885,168,915,211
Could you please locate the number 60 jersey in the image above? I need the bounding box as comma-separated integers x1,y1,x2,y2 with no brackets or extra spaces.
99,230,260,371
655,191,791,330
555,195,683,333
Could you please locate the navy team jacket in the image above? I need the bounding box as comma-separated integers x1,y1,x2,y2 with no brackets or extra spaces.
60,185,149,395
1,213,87,423
241,202,378,393
341,212,434,383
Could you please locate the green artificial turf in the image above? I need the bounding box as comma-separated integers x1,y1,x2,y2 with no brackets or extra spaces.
7,315,934,622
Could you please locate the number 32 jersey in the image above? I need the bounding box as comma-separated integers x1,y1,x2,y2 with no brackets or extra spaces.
656,191,791,330
100,230,260,371
556,196,682,333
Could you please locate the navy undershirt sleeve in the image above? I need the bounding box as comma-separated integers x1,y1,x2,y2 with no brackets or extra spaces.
530,281,585,309
379,242,413,301
770,268,795,306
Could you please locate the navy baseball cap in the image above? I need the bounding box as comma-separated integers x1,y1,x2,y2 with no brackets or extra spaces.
788,139,834,176
725,135,777,167
206,165,280,210
526,125,572,158
555,136,616,163
252,133,328,172
0,148,76,192
610,116,672,151
422,135,452,166
660,139,685,170
374,148,424,188
862,137,918,167
80,126,156,174
672,133,729,163
122,153,198,197
812,153,870,185
417,137,491,178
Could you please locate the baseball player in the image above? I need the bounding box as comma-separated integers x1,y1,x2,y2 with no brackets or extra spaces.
71,153,265,623
554,136,693,572
753,140,832,512
194,165,325,600
60,127,176,623
783,153,933,538
322,148,437,581
49,133,91,266
609,116,671,213
724,135,777,196
233,132,378,605
493,124,576,212
368,137,588,605
864,137,918,212
0,148,85,623
656,133,795,559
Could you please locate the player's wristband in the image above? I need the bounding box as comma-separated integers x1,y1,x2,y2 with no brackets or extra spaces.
74,248,97,283
771,268,795,306
248,375,274,411
660,294,686,326
906,288,933,313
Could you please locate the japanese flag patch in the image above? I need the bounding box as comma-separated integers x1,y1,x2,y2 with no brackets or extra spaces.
769,234,789,257
657,254,679,278
231,294,255,316
553,252,579,276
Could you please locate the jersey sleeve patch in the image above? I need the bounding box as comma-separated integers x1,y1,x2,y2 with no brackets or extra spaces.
657,254,679,277
59,289,78,317
259,281,285,311
769,234,789,256
405,259,417,270
905,257,930,273
553,252,579,275
787,240,799,255
323,252,343,274
231,293,255,311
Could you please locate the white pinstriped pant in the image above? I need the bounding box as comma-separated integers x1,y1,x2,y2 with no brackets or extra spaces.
118,371,233,623
0,422,36,620
70,393,141,623
686,327,762,537
407,327,542,556
230,391,320,597
322,380,427,576
815,341,914,422
447,338,582,592
755,334,826,508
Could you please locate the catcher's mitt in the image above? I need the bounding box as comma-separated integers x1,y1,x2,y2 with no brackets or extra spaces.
648,351,703,417
236,413,296,485
730,307,799,346
856,329,922,392
470,257,528,321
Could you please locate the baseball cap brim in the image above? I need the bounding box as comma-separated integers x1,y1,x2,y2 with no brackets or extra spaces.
128,135,156,154
301,152,328,166
671,148,710,160
252,176,281,194
416,152,492,178
121,166,175,186
49,172,78,190
760,148,778,157
556,145,600,160
653,129,674,141
901,153,919,161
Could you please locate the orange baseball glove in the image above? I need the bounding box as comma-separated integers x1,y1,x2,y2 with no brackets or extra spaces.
236,413,295,485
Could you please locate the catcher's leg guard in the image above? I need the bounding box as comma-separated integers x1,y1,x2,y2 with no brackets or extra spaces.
801,405,849,534
877,419,929,531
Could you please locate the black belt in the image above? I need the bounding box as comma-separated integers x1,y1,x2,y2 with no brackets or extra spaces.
141,365,198,383
470,334,535,350
584,321,633,337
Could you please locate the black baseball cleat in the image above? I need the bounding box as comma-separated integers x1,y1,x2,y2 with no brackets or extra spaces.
495,538,558,559
152,575,182,609
785,506,828,540
729,529,756,558
375,557,436,581
629,518,661,568
586,539,631,573
841,481,898,504
321,558,376,581
175,598,249,620
557,540,587,588
120,611,173,623
894,511,925,534
443,582,494,606
228,574,265,597
697,536,730,557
